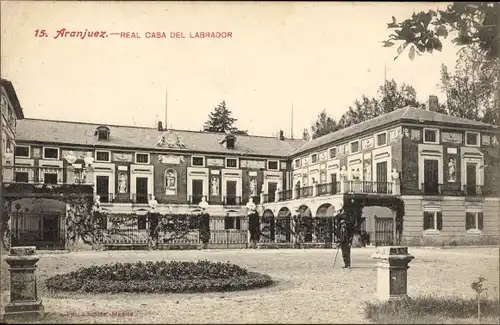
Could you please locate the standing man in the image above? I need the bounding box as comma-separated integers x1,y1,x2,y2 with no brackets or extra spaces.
338,217,353,269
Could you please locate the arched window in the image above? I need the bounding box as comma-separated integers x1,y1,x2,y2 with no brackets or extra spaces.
165,169,177,195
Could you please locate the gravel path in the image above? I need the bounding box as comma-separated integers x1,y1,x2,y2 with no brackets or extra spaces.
1,247,498,323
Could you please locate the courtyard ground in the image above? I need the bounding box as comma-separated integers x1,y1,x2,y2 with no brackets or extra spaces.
1,247,499,324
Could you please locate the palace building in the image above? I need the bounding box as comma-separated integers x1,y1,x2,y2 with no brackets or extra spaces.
1,79,499,249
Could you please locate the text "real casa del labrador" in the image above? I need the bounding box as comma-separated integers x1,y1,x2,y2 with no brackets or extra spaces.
119,31,233,39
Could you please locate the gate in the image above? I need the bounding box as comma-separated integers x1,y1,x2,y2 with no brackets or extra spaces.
374,216,394,246
209,215,248,248
10,212,65,250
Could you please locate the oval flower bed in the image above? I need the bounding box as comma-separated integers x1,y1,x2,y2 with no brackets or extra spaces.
45,260,274,293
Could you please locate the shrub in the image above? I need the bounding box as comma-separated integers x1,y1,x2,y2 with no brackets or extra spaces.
364,295,500,323
45,260,274,294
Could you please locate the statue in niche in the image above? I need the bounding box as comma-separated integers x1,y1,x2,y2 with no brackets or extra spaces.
447,156,456,183
118,172,128,193
364,161,372,181
211,176,219,196
403,128,410,138
165,169,177,195
249,178,257,197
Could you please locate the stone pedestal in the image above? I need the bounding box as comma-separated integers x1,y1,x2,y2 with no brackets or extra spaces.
312,184,318,196
274,190,279,202
260,193,265,204
372,246,414,302
3,246,44,320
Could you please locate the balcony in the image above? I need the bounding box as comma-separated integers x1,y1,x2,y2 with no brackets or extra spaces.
96,192,114,203
223,195,243,206
188,194,204,205
1,166,93,199
270,180,397,203
132,193,152,204
421,183,443,196
463,184,483,197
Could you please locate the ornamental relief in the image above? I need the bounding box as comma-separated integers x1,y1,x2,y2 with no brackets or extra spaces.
410,129,421,141
240,159,265,169
207,158,224,167
361,138,373,150
441,132,462,144
158,155,185,165
112,152,133,162
63,150,94,160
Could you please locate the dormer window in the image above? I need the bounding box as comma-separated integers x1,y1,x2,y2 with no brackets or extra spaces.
220,134,237,149
95,125,110,141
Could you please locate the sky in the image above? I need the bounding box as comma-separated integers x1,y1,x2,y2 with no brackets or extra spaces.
1,1,459,138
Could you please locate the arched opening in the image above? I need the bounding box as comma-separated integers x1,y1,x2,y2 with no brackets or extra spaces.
297,205,313,242
260,209,275,243
10,198,66,249
313,203,336,245
276,207,292,243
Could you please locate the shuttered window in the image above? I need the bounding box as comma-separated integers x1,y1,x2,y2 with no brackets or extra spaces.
423,211,443,231
465,212,484,231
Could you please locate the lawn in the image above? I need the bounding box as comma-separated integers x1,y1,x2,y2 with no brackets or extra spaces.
1,247,499,324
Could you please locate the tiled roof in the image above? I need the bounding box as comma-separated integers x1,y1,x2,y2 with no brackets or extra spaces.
15,107,496,158
15,118,306,158
291,106,496,156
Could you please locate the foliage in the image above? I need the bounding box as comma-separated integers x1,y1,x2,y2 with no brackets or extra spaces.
248,213,260,242
64,197,97,249
311,110,340,139
440,47,499,125
302,128,311,141
0,201,12,250
364,295,499,323
471,276,489,324
203,100,247,134
199,213,210,245
309,80,425,139
384,2,499,61
44,260,274,293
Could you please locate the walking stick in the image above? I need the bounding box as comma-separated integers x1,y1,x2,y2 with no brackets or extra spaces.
333,244,340,268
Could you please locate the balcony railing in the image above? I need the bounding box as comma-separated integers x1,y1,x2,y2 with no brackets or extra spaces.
223,195,242,206
97,193,114,203
421,183,443,196
317,182,339,196
349,181,393,194
298,186,313,198
133,193,152,204
188,194,204,205
2,166,66,184
463,184,483,196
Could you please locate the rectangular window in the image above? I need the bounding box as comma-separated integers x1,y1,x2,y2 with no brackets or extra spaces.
192,156,205,167
329,147,337,159
294,159,301,168
267,160,279,170
350,141,359,153
465,132,479,147
376,133,387,147
95,151,110,162
14,146,30,158
226,158,238,168
43,173,58,184
43,147,59,159
423,211,443,231
465,212,483,231
423,128,439,144
311,154,318,164
135,153,150,164
226,138,235,149
15,172,29,182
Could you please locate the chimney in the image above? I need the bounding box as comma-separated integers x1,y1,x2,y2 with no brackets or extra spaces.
157,121,163,131
278,130,285,141
428,95,439,112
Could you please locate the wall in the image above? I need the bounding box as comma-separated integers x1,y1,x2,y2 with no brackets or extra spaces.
400,125,500,197
401,195,500,245
152,153,188,204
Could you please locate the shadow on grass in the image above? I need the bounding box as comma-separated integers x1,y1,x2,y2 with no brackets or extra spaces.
364,295,500,324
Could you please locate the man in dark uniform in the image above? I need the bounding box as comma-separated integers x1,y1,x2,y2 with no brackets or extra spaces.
338,217,353,269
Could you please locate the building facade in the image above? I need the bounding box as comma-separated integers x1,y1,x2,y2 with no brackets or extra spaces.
2,104,499,249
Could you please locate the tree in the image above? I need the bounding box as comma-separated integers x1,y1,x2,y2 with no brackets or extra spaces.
384,2,499,61
337,79,424,129
311,110,339,139
202,101,247,134
440,47,499,125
